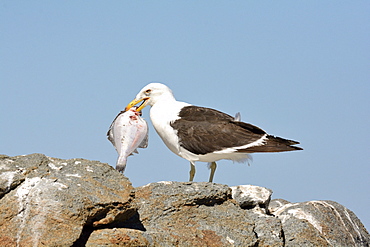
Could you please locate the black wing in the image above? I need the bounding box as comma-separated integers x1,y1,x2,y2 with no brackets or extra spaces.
171,106,266,155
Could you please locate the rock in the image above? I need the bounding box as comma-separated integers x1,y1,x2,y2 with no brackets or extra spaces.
268,198,290,214
86,228,150,247
231,185,272,213
270,199,370,246
252,215,284,247
132,181,258,246
0,154,135,246
110,181,285,247
1,154,369,246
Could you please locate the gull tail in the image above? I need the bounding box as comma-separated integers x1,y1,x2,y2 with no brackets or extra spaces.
116,155,128,173
238,135,303,153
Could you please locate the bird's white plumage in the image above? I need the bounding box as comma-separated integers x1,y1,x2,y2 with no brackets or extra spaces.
135,83,191,158
213,134,268,154
150,98,190,156
133,83,258,163
129,83,302,182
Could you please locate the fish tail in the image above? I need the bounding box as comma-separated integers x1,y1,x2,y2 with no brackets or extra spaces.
116,155,127,173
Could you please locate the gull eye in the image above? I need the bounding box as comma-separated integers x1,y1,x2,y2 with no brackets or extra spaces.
144,89,152,95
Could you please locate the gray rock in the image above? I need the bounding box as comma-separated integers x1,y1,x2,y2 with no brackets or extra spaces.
0,153,135,246
231,185,272,213
268,198,290,214
127,181,259,246
251,214,284,247
230,185,284,246
271,199,370,246
86,181,286,247
1,154,369,246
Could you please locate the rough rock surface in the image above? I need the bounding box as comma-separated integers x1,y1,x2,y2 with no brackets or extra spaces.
1,154,369,247
0,154,135,246
270,199,370,247
231,185,272,213
87,181,284,247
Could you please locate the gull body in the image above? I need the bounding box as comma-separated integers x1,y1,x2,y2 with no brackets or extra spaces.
127,83,302,182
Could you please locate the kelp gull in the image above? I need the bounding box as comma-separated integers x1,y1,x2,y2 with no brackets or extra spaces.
126,83,303,182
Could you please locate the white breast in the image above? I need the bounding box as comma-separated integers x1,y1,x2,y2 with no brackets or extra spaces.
150,100,190,157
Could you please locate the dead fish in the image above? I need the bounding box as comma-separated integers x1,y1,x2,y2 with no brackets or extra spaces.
107,106,148,173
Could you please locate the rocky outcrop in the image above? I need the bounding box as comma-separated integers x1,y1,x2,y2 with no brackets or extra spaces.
270,199,370,246
0,154,369,246
0,154,134,246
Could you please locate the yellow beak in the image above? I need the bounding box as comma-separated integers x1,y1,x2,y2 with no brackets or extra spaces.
126,97,150,112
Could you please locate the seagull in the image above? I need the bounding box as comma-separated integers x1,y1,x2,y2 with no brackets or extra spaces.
126,83,302,182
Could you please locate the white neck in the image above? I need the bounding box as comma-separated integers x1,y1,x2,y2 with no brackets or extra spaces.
149,97,191,154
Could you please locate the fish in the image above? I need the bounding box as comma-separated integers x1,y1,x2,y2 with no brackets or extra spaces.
107,106,148,173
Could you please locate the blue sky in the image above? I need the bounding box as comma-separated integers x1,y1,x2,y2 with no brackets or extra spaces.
1,1,369,230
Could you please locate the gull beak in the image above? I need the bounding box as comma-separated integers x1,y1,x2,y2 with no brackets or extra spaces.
126,97,150,112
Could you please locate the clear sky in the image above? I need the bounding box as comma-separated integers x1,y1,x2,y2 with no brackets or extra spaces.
1,1,369,230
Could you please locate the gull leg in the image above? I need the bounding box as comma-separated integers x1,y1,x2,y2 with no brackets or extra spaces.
208,162,217,182
189,162,196,182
